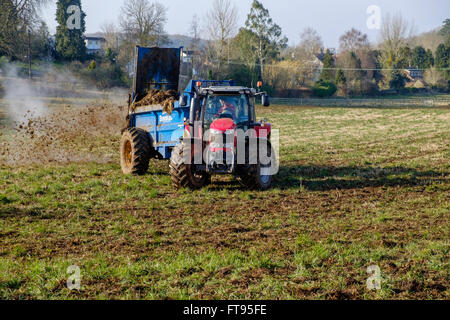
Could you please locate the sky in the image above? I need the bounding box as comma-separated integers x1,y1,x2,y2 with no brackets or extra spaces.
40,0,449,48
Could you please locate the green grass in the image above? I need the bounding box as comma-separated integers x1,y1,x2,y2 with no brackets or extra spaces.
0,105,449,300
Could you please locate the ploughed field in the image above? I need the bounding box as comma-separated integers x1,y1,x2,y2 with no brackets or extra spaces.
0,103,449,299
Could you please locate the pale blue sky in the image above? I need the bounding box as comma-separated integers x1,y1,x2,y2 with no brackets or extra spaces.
41,0,449,48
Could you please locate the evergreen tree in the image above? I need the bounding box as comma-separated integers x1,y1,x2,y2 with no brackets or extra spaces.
244,0,288,79
439,18,450,44
320,49,335,82
399,46,412,68
335,68,346,85
411,46,430,69
435,43,450,81
425,49,434,68
55,0,86,61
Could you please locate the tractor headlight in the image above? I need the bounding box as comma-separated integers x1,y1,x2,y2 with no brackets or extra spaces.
210,129,235,136
210,129,222,136
210,142,234,149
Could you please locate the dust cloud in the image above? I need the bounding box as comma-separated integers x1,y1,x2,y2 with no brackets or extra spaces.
0,63,129,166
2,64,47,123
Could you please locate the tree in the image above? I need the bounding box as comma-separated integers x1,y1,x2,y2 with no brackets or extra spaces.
378,13,414,88
189,15,201,52
389,70,406,90
338,28,377,89
335,68,346,96
100,22,119,53
0,0,49,59
336,51,366,95
379,13,414,60
435,44,449,68
205,0,237,72
55,0,87,61
118,0,168,73
120,0,168,47
244,0,288,78
425,49,434,68
231,28,260,85
411,46,433,69
293,28,323,86
439,18,450,43
398,46,412,68
186,15,203,79
105,48,117,64
31,21,53,59
313,79,337,97
335,68,346,85
424,67,446,88
339,28,369,52
319,49,335,82
263,60,304,94
435,43,450,82
410,29,445,52
298,28,323,57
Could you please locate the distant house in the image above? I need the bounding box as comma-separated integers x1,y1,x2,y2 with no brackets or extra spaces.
404,68,424,81
403,68,427,89
182,50,197,64
84,36,106,55
311,48,337,82
181,50,199,76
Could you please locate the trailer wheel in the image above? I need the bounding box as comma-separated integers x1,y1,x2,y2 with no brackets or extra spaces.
120,128,152,175
170,143,210,190
237,140,276,191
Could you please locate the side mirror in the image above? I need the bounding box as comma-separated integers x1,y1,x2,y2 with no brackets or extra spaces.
179,95,188,107
262,95,270,107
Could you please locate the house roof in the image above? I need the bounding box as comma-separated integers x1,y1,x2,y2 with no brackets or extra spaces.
84,36,106,41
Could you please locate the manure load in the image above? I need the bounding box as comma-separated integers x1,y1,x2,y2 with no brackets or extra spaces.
130,47,182,115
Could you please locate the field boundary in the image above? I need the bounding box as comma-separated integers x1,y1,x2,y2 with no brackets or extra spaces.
271,97,450,108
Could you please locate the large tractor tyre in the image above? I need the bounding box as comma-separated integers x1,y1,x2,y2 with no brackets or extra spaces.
120,128,152,175
237,140,277,191
169,143,210,190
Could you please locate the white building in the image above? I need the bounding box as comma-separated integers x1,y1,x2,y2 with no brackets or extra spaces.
84,36,106,55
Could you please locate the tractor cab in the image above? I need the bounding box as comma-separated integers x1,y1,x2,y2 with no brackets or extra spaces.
198,86,255,130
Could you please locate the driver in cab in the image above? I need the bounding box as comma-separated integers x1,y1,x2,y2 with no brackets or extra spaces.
215,98,237,120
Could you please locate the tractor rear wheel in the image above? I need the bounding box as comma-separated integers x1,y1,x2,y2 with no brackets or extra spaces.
237,140,276,191
169,143,210,190
120,128,152,175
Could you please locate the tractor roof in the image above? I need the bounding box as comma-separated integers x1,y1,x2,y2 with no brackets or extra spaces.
201,86,256,95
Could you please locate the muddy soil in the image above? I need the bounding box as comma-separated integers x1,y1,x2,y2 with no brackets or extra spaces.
132,89,178,114
0,104,127,165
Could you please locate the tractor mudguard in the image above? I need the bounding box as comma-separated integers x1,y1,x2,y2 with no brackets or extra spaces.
253,123,272,139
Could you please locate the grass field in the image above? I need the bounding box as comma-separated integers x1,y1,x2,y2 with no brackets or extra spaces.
0,104,449,300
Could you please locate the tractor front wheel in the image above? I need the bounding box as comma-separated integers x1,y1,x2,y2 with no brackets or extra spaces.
170,143,210,190
120,128,152,175
237,140,276,191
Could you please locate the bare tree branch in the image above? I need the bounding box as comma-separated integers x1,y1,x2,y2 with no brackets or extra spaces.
120,0,168,47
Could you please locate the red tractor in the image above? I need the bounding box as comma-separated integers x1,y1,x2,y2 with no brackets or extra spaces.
169,81,278,190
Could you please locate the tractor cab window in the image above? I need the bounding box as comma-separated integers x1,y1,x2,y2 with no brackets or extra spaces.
203,94,249,128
